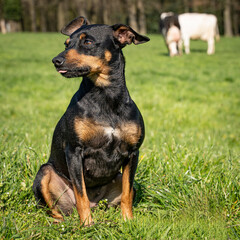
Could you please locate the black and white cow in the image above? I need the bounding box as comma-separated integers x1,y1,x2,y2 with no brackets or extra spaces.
160,12,182,56
160,12,220,55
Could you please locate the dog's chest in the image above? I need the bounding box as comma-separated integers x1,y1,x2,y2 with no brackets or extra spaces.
74,117,141,148
73,117,142,187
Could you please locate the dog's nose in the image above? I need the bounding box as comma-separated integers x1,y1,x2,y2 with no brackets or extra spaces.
52,56,65,67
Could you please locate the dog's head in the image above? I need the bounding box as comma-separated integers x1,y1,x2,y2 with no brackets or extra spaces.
52,16,149,86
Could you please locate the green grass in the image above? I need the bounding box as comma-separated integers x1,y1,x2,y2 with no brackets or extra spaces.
0,33,240,239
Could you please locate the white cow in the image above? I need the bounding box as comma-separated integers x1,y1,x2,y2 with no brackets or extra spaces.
179,13,220,55
160,13,220,55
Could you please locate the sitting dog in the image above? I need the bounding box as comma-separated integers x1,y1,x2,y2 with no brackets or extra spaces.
33,16,149,226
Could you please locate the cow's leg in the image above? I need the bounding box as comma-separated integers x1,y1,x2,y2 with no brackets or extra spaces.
168,42,178,56
178,39,183,55
32,164,76,220
183,37,190,54
207,37,215,55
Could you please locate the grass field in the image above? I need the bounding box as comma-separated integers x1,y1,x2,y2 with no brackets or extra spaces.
0,33,240,239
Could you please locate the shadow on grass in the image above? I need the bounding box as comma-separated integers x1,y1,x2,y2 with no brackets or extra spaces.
158,51,170,57
190,48,206,53
133,180,145,207
159,48,206,55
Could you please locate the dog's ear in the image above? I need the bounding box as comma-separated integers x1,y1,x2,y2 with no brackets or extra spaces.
61,16,90,36
112,24,150,48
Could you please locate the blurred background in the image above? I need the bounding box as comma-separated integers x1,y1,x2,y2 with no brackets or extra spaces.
0,0,239,36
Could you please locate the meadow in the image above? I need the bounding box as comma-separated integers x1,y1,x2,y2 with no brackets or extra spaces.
0,33,239,239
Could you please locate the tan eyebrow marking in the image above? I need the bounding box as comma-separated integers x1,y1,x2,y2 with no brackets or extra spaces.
65,38,70,44
79,33,86,40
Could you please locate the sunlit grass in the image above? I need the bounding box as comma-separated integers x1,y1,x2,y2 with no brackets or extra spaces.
0,33,239,239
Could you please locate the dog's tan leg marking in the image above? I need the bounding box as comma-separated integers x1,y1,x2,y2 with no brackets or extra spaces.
73,172,92,226
41,168,64,220
121,163,134,220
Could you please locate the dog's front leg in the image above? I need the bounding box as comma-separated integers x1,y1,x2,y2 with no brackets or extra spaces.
121,151,139,220
66,145,92,226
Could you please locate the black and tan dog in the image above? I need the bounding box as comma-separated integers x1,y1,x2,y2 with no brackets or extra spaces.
33,16,149,226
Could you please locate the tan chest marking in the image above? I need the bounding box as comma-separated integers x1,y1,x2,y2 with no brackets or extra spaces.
74,118,141,146
74,118,105,142
66,49,110,87
118,122,142,146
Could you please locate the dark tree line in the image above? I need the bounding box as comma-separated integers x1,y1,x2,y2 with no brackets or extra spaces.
0,0,240,36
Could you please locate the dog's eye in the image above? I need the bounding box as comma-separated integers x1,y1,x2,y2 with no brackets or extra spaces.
84,39,92,45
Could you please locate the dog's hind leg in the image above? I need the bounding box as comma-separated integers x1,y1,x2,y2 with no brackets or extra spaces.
32,164,75,220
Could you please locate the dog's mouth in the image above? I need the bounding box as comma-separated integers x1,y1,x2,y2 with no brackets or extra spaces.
58,70,68,74
56,67,91,78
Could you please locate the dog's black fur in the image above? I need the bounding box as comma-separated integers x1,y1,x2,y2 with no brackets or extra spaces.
32,16,149,225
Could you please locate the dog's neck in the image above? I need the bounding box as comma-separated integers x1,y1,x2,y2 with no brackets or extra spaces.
79,51,130,107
